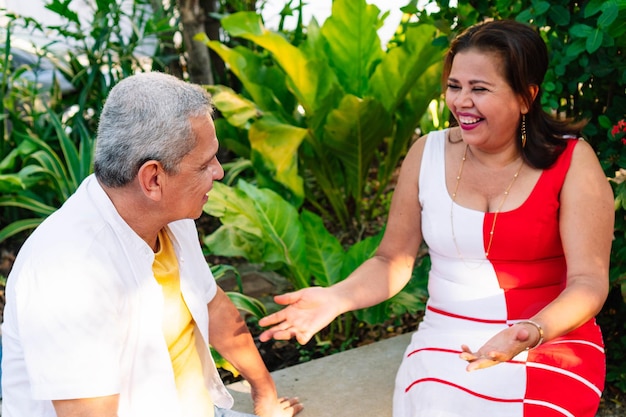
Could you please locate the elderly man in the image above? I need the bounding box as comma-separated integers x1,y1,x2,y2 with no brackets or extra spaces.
1,72,302,417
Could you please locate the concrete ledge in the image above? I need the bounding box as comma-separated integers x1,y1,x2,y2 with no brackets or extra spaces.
227,333,412,416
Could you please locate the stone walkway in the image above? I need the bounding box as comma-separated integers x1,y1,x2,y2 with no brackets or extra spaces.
227,333,410,416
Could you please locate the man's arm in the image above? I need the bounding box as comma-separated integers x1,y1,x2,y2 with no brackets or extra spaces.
52,395,119,417
208,287,302,417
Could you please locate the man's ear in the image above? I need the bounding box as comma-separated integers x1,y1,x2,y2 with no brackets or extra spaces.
137,160,163,201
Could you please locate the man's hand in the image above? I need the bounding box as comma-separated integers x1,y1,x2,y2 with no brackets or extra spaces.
253,394,303,417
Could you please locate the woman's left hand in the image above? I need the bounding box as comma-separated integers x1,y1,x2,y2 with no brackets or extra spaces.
459,322,538,371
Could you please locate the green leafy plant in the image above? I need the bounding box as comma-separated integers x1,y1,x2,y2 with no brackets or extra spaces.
203,180,429,343
0,0,167,243
0,20,87,240
201,0,445,231
0,107,94,242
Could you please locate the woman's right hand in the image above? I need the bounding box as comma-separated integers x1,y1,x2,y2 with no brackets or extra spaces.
258,286,341,345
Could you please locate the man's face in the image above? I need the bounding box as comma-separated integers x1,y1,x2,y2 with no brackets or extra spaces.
162,114,224,221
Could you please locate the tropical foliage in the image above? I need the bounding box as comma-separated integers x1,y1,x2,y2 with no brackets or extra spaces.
0,0,158,241
200,0,441,341
202,1,445,230
203,180,430,334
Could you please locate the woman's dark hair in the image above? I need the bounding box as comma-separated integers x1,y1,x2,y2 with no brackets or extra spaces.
443,20,586,169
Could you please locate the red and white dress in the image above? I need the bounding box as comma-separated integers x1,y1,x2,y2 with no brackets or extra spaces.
393,130,605,417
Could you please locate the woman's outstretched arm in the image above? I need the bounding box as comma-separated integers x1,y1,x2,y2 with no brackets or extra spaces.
259,137,428,345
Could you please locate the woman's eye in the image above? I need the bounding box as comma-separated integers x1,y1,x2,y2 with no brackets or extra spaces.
446,84,460,90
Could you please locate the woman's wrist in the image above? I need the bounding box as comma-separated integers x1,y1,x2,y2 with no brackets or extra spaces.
516,320,544,349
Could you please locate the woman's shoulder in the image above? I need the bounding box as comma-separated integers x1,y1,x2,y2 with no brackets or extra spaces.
420,127,451,143
410,128,452,153
556,138,610,198
402,128,455,179
568,137,603,169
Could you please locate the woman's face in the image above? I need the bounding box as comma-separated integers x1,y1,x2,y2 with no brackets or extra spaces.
445,49,528,151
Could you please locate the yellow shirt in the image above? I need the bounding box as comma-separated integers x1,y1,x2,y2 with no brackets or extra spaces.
153,229,214,417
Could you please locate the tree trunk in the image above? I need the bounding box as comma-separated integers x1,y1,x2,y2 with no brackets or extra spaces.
179,0,214,85
200,0,226,85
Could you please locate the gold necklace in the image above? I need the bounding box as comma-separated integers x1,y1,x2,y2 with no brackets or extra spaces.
450,144,524,258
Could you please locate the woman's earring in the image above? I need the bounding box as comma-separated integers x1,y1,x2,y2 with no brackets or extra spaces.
521,114,527,148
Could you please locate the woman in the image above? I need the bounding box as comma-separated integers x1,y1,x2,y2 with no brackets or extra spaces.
259,20,614,416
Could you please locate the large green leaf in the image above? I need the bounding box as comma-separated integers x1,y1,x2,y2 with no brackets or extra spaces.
26,149,71,201
203,182,264,241
340,231,383,280
368,23,444,114
237,180,309,289
225,291,267,319
210,349,239,378
20,133,75,201
208,85,259,128
338,232,387,324
321,0,384,96
210,264,243,291
300,210,345,287
219,12,341,121
73,117,95,182
0,218,44,243
338,231,428,325
13,164,57,191
204,224,264,260
203,181,310,289
298,16,326,62
0,195,57,216
301,147,350,227
323,95,392,204
248,116,307,206
378,61,444,184
586,28,603,53
213,118,251,159
0,174,24,193
46,107,80,191
0,148,20,172
399,61,445,137
203,183,266,260
206,41,295,119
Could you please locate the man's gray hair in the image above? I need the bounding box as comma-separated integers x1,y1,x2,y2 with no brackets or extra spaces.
94,72,213,187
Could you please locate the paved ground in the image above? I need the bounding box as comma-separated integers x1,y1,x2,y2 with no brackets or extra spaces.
227,333,410,416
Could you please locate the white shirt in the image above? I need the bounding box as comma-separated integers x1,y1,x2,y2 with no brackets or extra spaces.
1,174,233,417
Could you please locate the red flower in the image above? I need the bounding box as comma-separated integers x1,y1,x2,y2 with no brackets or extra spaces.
611,119,626,147
612,119,626,135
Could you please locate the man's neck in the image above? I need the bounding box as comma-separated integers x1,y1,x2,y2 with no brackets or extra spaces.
99,179,165,252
